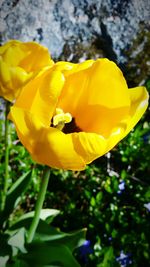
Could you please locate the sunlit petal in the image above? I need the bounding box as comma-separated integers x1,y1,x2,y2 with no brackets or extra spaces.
123,86,149,137
14,68,65,126
10,106,85,170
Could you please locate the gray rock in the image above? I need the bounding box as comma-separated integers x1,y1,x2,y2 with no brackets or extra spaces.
0,0,150,63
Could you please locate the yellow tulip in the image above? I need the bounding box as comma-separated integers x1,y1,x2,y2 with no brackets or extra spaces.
9,58,149,170
0,40,54,101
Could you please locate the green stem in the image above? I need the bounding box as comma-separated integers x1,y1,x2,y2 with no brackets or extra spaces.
1,101,10,211
27,167,50,243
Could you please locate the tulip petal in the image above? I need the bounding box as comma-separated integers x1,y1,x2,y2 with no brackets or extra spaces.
73,104,129,137
0,58,11,85
10,106,85,171
123,86,149,137
58,59,131,132
1,40,53,69
85,59,130,108
1,40,25,66
0,61,31,100
71,86,149,164
33,129,86,170
14,68,65,126
10,67,32,89
71,125,126,164
54,60,94,76
71,131,107,163
19,42,54,71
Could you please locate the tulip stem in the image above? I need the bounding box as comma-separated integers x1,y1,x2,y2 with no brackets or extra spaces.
1,101,10,211
27,167,50,243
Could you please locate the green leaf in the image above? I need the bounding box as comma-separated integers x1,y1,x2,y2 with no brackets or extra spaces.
2,171,32,222
121,170,127,180
42,209,60,223
144,188,150,201
97,247,114,267
90,197,96,206
11,209,60,226
8,228,27,254
112,176,119,191
96,192,103,203
104,184,112,194
10,218,86,252
0,256,9,267
49,228,86,252
10,218,66,240
21,242,81,267
7,171,31,200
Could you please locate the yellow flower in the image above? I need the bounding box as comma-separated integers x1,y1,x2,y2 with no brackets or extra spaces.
0,40,54,101
9,58,149,170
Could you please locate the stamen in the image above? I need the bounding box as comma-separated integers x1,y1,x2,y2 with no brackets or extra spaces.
51,108,81,133
52,108,72,130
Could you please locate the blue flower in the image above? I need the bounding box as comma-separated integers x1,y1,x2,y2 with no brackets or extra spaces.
144,202,150,212
117,180,125,194
116,251,132,266
78,240,93,263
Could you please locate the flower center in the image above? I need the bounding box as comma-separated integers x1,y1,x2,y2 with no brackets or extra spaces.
51,108,81,133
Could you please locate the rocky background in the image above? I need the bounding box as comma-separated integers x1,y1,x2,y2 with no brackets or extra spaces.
0,0,150,85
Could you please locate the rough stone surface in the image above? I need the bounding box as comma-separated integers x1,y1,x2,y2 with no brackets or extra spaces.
0,0,150,63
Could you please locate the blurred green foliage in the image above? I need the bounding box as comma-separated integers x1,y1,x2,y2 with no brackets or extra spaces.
0,80,150,267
